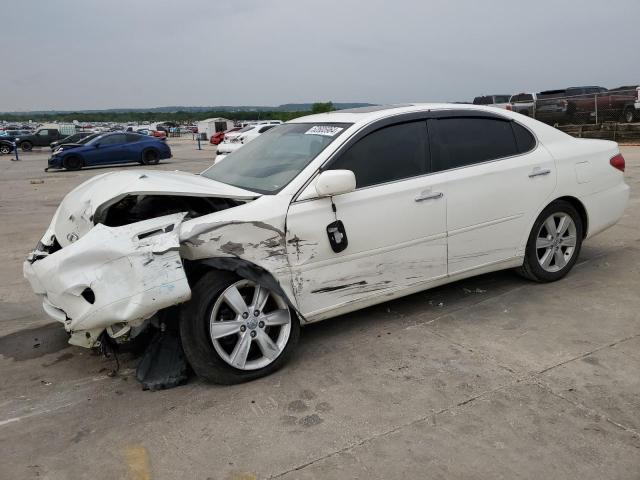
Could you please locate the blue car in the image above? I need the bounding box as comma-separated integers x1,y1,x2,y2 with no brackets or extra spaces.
47,132,172,171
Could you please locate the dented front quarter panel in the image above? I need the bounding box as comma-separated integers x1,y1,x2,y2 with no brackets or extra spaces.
179,194,297,302
24,213,191,347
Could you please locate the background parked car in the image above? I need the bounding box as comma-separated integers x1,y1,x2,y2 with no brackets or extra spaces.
47,132,172,171
215,124,278,162
508,92,537,116
210,127,242,145
16,124,77,151
50,131,94,150
52,133,101,153
472,95,511,109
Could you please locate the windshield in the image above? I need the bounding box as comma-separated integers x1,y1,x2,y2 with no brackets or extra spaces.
78,133,99,144
202,122,351,194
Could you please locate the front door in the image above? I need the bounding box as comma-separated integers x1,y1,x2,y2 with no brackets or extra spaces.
91,134,127,165
427,114,556,274
285,120,447,319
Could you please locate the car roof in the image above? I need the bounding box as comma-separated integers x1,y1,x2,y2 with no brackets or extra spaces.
288,103,512,127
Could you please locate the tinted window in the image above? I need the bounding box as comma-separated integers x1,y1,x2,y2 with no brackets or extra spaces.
430,117,518,171
513,123,536,153
330,121,427,188
258,125,276,133
126,133,143,142
494,96,511,103
37,130,50,136
99,134,126,146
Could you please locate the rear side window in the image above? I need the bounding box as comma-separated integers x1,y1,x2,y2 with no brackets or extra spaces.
330,121,427,188
430,117,518,171
126,133,143,142
100,134,126,146
512,123,536,153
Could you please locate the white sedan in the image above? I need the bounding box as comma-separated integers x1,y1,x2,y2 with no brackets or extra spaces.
215,124,279,163
24,104,629,384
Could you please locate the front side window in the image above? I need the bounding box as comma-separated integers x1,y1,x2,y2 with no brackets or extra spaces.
202,123,350,194
99,134,126,146
37,130,49,136
329,121,427,189
430,117,518,172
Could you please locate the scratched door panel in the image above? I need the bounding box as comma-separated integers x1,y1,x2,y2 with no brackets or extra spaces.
286,175,447,318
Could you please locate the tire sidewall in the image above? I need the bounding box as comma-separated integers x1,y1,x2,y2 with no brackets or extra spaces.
63,155,83,170
180,270,300,384
523,201,583,282
0,145,10,154
142,149,159,165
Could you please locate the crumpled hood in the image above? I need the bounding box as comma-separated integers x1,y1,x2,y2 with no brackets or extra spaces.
46,169,259,247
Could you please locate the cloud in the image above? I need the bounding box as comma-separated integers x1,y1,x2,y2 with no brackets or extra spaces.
1,0,639,111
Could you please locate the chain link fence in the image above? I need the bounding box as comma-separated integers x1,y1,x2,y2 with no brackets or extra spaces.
506,86,640,142
509,87,639,125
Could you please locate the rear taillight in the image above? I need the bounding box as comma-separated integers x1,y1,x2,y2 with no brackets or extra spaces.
610,153,625,172
506,104,512,111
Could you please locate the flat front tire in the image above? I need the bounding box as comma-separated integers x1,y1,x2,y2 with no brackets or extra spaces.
180,271,300,384
518,200,583,282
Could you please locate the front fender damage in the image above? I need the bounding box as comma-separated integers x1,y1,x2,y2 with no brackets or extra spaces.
23,213,191,348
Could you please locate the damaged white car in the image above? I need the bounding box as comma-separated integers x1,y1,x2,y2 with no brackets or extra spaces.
24,104,629,384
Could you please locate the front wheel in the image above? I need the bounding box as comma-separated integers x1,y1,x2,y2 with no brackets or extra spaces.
63,155,83,171
142,149,159,165
517,200,583,282
0,144,11,155
180,271,300,384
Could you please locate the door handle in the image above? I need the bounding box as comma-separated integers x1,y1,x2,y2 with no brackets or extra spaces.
528,168,551,178
414,191,443,202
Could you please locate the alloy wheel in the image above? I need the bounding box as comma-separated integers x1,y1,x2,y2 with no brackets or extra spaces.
209,280,292,370
535,213,577,273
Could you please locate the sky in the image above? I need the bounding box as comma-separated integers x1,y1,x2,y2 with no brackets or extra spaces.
2,0,639,112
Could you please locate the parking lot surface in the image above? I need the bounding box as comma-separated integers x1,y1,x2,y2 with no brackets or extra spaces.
1,139,639,479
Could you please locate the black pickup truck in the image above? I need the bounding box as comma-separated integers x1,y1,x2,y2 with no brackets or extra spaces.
15,126,77,151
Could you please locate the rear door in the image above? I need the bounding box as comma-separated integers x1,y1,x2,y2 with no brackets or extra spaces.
286,119,447,318
428,113,556,274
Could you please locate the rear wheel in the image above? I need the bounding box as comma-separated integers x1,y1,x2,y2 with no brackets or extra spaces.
180,271,299,384
517,200,583,282
20,141,33,151
142,149,159,165
63,155,83,171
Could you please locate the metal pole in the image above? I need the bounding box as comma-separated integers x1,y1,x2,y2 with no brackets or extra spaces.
13,141,19,161
594,93,598,125
197,136,201,150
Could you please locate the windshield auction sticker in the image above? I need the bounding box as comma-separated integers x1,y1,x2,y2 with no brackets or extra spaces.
305,126,344,137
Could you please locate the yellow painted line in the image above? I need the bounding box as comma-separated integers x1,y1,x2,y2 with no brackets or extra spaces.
124,445,152,480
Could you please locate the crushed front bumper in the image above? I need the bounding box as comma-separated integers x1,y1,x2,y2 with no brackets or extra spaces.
23,213,192,348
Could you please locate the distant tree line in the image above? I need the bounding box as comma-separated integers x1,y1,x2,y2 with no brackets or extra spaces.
1,102,337,124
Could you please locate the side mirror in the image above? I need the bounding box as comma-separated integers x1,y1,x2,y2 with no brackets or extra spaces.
315,170,356,197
